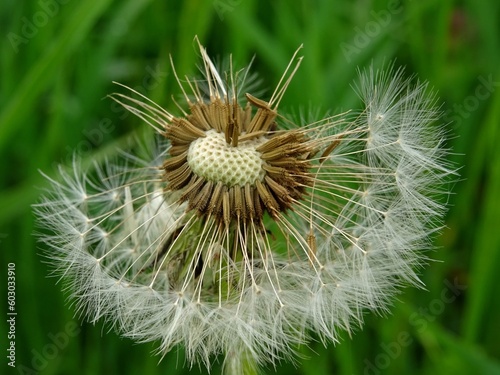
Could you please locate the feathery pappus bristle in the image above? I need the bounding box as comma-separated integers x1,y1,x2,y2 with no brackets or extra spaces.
34,37,454,373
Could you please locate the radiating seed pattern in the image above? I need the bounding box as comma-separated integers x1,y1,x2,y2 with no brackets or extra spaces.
34,37,453,373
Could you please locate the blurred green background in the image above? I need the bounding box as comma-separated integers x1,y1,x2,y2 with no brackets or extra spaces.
1,0,499,374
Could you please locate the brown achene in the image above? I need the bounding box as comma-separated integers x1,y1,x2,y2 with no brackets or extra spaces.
163,95,318,229
109,39,338,235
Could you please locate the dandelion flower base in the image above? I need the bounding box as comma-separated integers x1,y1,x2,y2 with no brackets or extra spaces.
187,129,267,187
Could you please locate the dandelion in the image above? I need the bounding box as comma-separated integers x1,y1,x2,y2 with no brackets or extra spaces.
34,38,453,373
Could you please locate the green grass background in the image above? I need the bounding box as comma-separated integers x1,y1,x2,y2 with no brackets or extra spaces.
1,0,499,374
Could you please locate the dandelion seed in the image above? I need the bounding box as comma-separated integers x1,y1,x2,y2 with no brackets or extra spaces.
34,38,454,373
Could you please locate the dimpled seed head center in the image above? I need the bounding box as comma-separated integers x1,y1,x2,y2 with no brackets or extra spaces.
187,129,267,187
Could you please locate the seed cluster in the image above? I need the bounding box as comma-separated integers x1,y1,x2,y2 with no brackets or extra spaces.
162,96,316,228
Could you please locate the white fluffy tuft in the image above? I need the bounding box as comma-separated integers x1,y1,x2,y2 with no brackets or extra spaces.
34,58,454,373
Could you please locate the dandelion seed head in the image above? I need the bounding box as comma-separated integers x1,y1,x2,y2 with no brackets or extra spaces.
34,38,455,373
